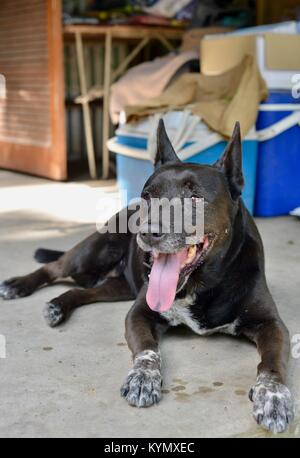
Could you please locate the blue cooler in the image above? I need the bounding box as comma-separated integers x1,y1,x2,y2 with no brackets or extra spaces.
255,91,300,216
108,118,258,214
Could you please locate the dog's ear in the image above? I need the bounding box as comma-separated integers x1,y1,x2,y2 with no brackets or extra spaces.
215,122,244,200
155,119,180,169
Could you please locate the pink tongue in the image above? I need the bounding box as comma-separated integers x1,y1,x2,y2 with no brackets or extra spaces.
146,249,188,312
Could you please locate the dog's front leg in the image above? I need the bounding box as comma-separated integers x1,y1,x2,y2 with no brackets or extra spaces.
243,318,294,433
121,286,167,408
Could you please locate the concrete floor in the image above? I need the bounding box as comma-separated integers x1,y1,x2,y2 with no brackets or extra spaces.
0,170,299,438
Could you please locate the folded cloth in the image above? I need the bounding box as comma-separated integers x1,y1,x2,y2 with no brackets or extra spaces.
109,49,199,124
125,55,268,138
290,207,300,218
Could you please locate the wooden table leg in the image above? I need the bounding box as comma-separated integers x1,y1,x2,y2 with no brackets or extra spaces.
75,31,97,179
111,37,149,82
156,33,175,52
102,31,112,179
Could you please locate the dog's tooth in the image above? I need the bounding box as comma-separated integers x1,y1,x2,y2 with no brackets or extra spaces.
185,245,196,264
188,245,196,258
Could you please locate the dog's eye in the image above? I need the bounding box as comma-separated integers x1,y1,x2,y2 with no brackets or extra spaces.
142,191,150,201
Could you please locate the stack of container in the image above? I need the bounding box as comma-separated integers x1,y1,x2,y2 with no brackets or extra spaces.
108,111,258,214
109,21,300,217
201,21,300,216
255,91,300,216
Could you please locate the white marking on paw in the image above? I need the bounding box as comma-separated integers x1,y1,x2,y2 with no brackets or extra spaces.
121,350,162,407
0,283,19,300
250,373,295,433
44,302,64,327
134,349,161,369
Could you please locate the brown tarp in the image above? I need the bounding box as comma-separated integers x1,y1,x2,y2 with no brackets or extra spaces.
125,55,268,138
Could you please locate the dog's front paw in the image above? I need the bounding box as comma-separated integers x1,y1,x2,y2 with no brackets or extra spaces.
0,278,32,300
121,349,162,408
44,301,65,327
120,367,162,407
249,374,294,433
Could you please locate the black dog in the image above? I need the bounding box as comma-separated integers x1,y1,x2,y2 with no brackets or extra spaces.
0,120,294,433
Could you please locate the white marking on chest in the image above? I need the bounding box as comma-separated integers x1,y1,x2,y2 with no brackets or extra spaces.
160,295,239,336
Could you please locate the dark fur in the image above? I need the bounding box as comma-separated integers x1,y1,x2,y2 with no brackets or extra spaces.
34,248,64,264
0,120,294,433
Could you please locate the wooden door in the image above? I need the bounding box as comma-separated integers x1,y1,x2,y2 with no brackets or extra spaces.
0,0,66,180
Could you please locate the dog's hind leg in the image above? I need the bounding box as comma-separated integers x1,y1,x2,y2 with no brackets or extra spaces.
44,276,135,327
34,248,64,263
0,266,56,300
0,206,136,300
0,225,132,300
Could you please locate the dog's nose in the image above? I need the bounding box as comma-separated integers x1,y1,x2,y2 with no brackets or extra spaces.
151,232,164,239
140,231,164,241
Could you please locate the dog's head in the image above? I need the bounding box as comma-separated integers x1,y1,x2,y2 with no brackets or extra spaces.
137,119,244,313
